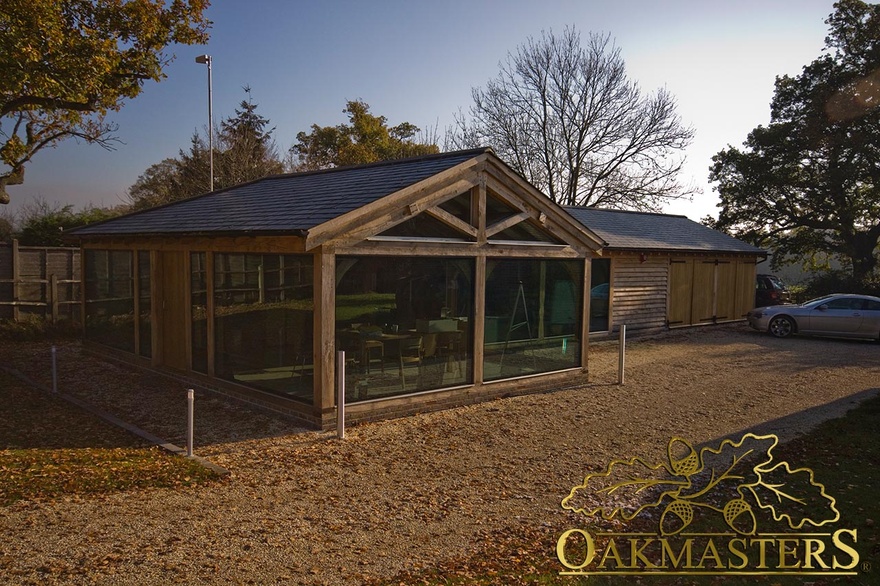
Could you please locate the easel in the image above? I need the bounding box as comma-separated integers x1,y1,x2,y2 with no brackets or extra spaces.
499,281,537,372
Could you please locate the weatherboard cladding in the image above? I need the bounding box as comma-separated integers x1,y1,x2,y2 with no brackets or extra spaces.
70,149,487,236
563,206,763,255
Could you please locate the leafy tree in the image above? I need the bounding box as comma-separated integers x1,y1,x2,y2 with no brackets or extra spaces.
127,158,184,210
711,0,880,285
0,211,13,242
448,27,695,210
0,0,211,205
16,199,121,246
176,133,212,197
290,100,439,171
128,89,283,209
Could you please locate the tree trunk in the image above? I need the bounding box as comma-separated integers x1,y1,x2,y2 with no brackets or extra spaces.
848,232,879,285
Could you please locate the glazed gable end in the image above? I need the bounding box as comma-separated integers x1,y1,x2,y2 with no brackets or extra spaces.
304,151,606,256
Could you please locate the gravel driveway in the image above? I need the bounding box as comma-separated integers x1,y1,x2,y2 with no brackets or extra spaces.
1,323,878,584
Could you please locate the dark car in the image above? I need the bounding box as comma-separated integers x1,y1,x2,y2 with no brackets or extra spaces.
755,274,791,307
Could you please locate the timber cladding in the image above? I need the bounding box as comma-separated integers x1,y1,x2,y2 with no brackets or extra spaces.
610,254,668,331
604,252,758,334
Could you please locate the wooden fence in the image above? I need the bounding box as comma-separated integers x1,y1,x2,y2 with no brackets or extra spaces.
0,240,81,322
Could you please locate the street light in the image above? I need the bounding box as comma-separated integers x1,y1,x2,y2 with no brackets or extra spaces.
195,54,213,192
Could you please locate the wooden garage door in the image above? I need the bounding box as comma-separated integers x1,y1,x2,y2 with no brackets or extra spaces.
735,260,757,318
668,257,756,327
715,260,737,321
667,259,693,326
691,261,716,324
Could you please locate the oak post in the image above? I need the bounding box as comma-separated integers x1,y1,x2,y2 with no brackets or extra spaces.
313,248,336,413
11,239,19,321
50,274,59,323
581,257,591,376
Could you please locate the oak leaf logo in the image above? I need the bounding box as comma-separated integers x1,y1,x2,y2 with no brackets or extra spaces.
561,433,839,535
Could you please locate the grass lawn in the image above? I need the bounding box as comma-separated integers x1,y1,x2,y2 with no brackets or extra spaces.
0,372,221,506
367,395,880,585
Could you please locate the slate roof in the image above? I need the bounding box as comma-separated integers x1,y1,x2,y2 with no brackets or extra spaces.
564,207,764,255
69,148,490,237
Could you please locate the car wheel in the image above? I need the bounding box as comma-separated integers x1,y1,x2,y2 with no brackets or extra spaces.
769,316,794,338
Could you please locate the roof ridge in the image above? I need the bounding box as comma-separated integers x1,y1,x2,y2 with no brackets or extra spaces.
563,205,689,219
262,147,493,182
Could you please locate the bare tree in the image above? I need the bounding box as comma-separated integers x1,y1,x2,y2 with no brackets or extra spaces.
449,28,695,210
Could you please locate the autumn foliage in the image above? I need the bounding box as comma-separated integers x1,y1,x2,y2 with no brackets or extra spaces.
0,0,212,204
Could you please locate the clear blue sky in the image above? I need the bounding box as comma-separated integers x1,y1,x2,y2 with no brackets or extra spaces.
6,0,834,221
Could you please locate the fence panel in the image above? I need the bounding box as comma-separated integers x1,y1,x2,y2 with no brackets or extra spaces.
0,240,81,322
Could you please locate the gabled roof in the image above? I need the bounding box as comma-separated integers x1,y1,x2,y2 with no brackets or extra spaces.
564,207,764,255
69,148,490,237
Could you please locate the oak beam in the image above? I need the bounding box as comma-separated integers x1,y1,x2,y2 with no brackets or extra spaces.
485,211,531,238
475,180,487,246
305,158,487,249
425,206,479,238
315,177,478,250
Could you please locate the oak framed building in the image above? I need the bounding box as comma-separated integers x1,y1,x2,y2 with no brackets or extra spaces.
565,207,765,336
69,149,606,428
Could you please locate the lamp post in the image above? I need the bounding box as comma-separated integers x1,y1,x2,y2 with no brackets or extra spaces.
195,54,213,192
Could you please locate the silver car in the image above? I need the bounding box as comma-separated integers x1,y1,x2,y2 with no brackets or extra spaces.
747,294,880,340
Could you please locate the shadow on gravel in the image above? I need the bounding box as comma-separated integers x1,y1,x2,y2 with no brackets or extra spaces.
702,387,880,447
4,325,876,452
698,326,879,374
0,372,148,450
0,341,311,451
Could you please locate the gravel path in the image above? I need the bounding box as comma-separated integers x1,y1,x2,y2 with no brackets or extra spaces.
1,323,878,584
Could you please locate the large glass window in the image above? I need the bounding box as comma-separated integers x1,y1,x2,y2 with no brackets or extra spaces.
84,250,135,353
484,259,583,380
137,251,151,358
437,192,472,223
590,258,611,332
214,254,314,404
336,256,474,402
191,252,208,374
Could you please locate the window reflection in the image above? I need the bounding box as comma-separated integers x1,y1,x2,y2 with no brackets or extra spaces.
213,253,314,404
84,250,134,353
590,258,611,332
191,252,208,374
484,259,582,380
335,257,474,401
